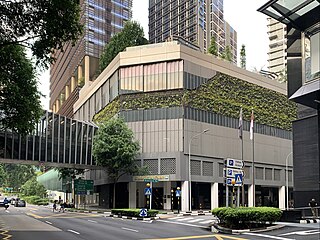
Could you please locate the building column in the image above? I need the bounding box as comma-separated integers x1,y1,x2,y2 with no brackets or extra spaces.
211,182,219,209
52,104,56,113
248,184,254,207
278,186,286,210
78,64,83,87
181,181,190,212
128,182,137,209
84,55,90,84
163,181,171,210
55,99,60,112
65,85,70,100
71,76,76,92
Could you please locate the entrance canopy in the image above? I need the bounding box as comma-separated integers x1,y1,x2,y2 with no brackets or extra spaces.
258,0,320,31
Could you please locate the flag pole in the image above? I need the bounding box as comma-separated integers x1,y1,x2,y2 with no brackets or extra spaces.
241,131,244,206
250,110,255,207
238,108,244,207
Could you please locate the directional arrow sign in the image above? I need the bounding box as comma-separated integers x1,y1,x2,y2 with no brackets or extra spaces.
139,208,148,217
224,168,244,178
225,178,241,187
226,158,244,169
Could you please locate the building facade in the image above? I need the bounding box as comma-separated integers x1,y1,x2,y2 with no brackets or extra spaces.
267,18,287,76
50,0,132,117
259,0,320,208
148,0,237,63
73,41,294,210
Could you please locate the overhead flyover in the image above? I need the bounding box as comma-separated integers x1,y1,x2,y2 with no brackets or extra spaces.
0,111,100,169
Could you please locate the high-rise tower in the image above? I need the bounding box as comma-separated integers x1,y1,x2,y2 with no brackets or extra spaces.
50,0,132,117
148,0,237,63
267,18,287,76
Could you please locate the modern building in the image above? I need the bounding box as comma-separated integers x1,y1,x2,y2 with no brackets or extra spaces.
267,18,287,76
73,41,295,210
50,0,132,118
148,0,237,63
259,0,320,208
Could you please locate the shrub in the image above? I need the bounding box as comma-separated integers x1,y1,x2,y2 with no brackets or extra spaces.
22,195,49,205
212,207,282,229
111,208,159,217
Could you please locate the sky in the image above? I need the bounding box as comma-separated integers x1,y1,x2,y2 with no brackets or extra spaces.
38,0,269,109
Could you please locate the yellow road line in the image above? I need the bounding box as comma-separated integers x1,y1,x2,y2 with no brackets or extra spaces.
26,212,43,219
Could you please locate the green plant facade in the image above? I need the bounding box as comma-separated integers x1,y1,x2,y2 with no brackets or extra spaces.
111,208,159,217
20,195,49,205
94,73,296,130
212,207,282,229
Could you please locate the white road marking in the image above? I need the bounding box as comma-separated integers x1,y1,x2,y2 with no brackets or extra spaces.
121,227,139,233
188,218,205,223
199,219,216,224
280,229,320,236
67,229,80,235
5,210,9,213
45,221,52,225
244,232,295,240
168,216,184,220
158,219,208,229
176,217,194,221
88,220,97,223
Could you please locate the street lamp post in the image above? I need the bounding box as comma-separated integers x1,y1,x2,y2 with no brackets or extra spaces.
188,129,209,211
285,152,293,210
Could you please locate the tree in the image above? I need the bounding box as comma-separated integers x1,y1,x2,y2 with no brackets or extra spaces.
1,164,36,190
221,45,232,62
56,168,85,180
0,45,42,134
21,177,47,197
99,21,148,72
93,118,141,208
240,44,246,69
0,0,83,66
208,36,218,57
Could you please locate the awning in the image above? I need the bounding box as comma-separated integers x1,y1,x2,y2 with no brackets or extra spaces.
258,0,320,31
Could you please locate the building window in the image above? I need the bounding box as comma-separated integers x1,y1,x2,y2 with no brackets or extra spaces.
303,25,320,83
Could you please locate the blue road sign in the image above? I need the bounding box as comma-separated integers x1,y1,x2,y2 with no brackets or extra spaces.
175,190,181,197
235,174,243,184
139,208,148,217
144,187,152,196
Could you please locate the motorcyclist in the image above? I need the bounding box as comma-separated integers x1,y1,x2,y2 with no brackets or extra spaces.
3,197,9,209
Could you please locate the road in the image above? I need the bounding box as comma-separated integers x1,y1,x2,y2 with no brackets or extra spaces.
0,205,319,240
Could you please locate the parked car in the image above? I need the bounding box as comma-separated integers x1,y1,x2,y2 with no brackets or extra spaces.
15,199,26,207
10,198,16,205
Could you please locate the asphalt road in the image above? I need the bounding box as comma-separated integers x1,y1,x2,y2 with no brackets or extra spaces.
0,205,319,240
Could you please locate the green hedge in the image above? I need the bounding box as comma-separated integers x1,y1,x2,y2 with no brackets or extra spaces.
21,195,49,205
212,207,282,229
111,208,159,217
94,73,296,130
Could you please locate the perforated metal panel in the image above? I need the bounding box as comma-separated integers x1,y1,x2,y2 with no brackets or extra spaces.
160,158,176,174
202,161,213,176
265,168,272,180
143,159,158,174
256,167,264,180
191,160,201,176
244,166,251,179
274,169,281,181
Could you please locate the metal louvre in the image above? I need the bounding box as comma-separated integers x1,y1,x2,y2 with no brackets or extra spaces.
0,111,98,168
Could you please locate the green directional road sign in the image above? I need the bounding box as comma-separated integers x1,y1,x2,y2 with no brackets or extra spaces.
74,179,94,195
143,178,159,183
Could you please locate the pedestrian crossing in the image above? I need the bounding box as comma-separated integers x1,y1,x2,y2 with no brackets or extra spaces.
166,216,218,225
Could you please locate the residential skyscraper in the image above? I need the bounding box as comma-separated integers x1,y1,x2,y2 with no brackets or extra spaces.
50,0,132,117
148,0,237,63
267,18,287,75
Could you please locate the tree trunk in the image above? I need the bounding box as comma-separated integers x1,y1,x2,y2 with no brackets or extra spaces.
113,181,116,209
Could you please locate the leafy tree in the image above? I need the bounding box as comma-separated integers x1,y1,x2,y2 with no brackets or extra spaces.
0,0,83,65
221,45,232,62
21,177,47,197
93,118,141,208
56,168,85,180
0,45,42,134
208,36,218,57
1,164,36,190
240,44,246,69
99,21,148,72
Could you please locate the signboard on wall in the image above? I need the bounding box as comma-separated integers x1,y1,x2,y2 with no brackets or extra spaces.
133,175,170,182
